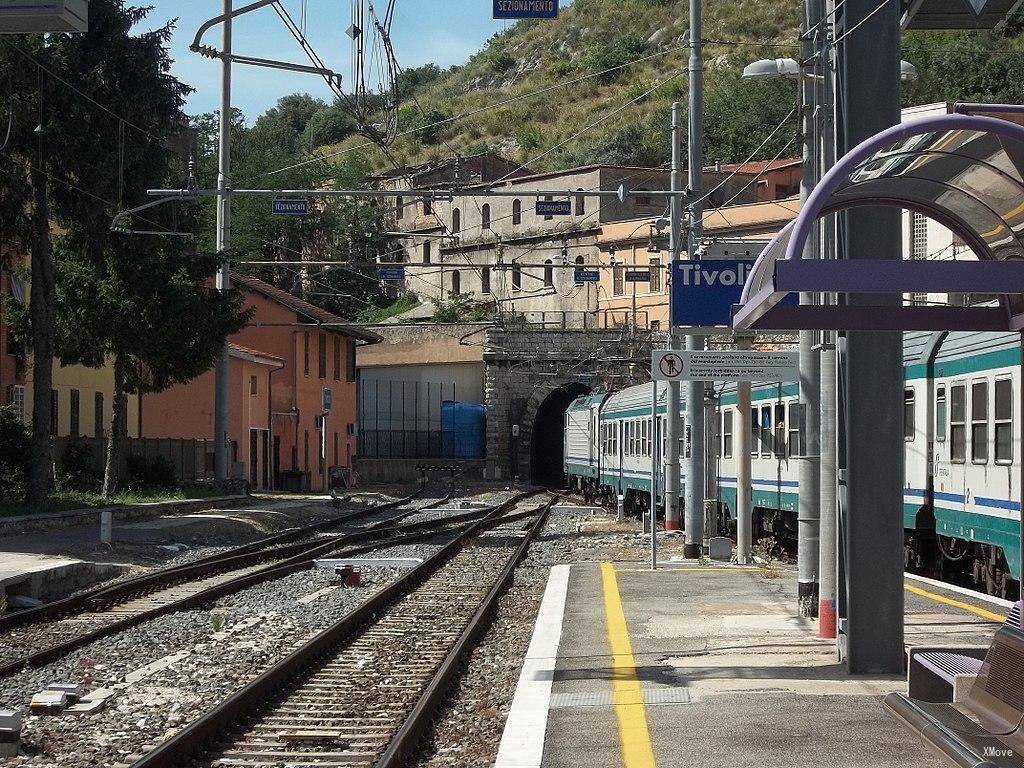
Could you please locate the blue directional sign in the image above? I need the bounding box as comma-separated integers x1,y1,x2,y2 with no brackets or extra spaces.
493,0,559,19
536,199,572,216
574,269,600,283
378,267,406,281
272,198,309,216
625,270,651,283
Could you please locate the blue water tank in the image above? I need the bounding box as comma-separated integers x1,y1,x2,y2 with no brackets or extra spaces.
441,401,486,460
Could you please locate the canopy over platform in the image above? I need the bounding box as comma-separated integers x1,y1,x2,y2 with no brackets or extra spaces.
734,110,1024,332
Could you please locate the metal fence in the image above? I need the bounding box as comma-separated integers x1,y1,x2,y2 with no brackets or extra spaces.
54,436,215,483
358,379,460,459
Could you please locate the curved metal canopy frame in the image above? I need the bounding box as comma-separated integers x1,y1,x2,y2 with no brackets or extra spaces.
734,112,1024,332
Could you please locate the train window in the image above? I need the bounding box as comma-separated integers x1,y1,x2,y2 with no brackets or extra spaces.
760,405,772,457
971,380,988,464
996,378,1012,464
787,402,801,458
750,407,759,456
904,388,915,441
774,403,785,458
951,384,966,463
935,386,947,442
722,409,733,459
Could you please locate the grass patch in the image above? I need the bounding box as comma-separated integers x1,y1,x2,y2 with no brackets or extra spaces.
0,485,229,518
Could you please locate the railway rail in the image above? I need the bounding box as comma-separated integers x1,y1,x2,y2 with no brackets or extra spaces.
128,494,555,768
0,490,531,680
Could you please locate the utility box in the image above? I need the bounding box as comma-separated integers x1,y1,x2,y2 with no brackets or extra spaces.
0,1,89,34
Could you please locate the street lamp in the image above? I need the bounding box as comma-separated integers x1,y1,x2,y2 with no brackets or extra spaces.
742,56,918,82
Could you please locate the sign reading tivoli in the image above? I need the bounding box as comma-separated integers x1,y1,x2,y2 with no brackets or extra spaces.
493,0,558,19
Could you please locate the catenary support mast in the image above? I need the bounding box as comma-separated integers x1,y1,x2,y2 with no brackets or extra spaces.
214,0,233,487
665,102,683,532
683,0,705,558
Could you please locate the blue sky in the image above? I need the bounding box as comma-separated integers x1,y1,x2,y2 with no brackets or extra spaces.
140,1,572,120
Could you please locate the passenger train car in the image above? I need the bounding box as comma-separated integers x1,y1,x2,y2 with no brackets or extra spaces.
564,331,1022,596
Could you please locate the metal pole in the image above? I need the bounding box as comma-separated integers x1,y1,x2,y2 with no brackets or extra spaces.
684,0,705,558
736,336,753,563
213,0,233,488
651,379,659,570
665,102,683,532
818,0,839,640
797,0,823,617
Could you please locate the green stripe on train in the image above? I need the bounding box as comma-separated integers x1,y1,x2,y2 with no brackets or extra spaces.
904,346,1021,381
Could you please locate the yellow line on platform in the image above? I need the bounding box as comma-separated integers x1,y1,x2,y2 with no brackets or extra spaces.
600,562,657,768
904,582,1006,623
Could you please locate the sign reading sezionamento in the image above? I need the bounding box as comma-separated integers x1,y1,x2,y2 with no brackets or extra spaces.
493,0,559,19
574,269,600,283
678,350,799,382
272,198,310,216
536,199,572,216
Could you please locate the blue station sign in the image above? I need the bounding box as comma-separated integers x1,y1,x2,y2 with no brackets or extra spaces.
378,267,406,281
272,198,310,216
493,0,559,19
625,270,651,283
536,199,572,216
574,269,600,283
671,259,754,327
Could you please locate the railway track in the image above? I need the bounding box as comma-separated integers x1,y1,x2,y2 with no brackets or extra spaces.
129,494,555,768
0,491,529,680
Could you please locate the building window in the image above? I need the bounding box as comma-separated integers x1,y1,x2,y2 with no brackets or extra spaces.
250,376,258,396
50,389,58,437
613,264,624,296
904,388,915,441
722,409,733,459
512,199,522,225
481,203,491,231
451,270,461,295
636,188,652,206
935,386,947,442
972,380,989,464
396,196,404,220
303,331,310,376
423,198,432,216
512,263,522,291
304,429,310,472
995,378,1013,464
575,255,585,266
452,207,461,234
543,194,554,221
575,189,585,216
787,402,801,457
481,267,491,295
544,260,553,287
8,385,25,424
333,337,341,380
69,389,80,437
911,211,929,259
94,392,104,438
650,320,661,331
951,384,966,463
346,340,357,382
649,257,662,292
318,334,327,379
423,240,431,265
347,422,355,436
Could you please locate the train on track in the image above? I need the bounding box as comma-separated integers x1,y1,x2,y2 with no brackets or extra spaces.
564,330,1022,598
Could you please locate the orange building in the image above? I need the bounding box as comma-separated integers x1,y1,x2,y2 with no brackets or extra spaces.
141,274,380,491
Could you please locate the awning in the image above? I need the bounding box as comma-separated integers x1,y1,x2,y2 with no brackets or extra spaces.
734,111,1024,332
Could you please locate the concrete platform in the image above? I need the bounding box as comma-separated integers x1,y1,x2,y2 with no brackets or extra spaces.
502,560,1008,768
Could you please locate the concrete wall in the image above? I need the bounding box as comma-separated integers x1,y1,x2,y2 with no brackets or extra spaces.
355,458,485,485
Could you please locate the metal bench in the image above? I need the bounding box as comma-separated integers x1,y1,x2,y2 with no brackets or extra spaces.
908,602,1021,703
886,624,1024,767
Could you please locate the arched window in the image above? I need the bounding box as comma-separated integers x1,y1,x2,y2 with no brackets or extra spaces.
451,270,461,296
512,199,522,225
544,259,553,287
512,263,522,291
423,241,431,264
481,203,491,231
575,255,585,265
452,207,461,234
575,189,585,216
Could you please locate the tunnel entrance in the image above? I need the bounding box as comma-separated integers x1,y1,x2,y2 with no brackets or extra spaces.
529,384,589,487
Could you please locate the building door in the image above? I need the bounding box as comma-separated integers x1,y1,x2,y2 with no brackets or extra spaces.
273,436,281,490
249,429,259,487
261,431,270,490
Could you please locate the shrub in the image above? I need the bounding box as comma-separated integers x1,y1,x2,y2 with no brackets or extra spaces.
126,454,177,487
581,33,648,83
0,406,29,499
60,440,98,492
301,106,356,149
